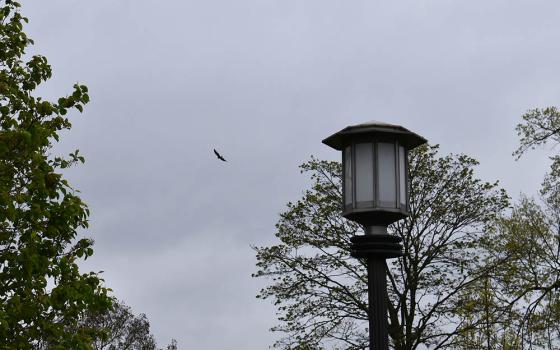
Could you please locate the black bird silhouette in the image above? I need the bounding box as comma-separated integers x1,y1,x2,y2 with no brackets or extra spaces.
213,149,227,162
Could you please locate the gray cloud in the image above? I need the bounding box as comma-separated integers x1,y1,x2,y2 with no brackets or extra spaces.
21,0,560,347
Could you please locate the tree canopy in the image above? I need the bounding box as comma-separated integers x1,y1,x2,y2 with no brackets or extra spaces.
72,299,177,350
465,107,560,349
0,1,111,347
254,145,508,349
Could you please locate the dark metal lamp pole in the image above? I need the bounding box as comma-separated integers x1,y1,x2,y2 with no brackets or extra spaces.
323,121,426,350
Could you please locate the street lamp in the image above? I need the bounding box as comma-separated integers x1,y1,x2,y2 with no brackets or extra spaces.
323,120,426,350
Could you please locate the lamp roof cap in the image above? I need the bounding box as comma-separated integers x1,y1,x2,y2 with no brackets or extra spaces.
322,120,427,151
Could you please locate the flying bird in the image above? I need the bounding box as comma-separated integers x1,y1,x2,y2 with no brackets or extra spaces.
213,149,227,162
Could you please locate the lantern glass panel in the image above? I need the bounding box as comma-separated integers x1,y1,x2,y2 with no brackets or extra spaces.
399,146,406,206
344,146,352,206
355,143,374,207
378,142,397,208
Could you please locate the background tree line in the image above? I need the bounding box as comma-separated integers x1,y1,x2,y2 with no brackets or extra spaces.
254,111,560,349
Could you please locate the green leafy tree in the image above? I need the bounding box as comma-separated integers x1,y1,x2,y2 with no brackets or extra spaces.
253,145,508,350
0,1,111,348
468,107,560,349
481,197,560,349
514,107,560,207
451,276,521,350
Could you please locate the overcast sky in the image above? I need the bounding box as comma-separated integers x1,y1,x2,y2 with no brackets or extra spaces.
20,0,560,348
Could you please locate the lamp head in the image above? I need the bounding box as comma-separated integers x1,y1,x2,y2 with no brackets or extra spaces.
323,120,427,226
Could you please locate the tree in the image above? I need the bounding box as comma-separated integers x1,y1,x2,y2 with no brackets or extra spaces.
80,300,157,350
451,275,522,350
165,339,178,350
253,145,508,350
468,107,560,349
37,299,178,350
480,197,560,349
76,299,177,350
0,1,111,348
514,107,560,208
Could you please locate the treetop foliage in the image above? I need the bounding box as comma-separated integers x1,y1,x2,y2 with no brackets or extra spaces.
254,145,509,350
74,299,178,350
466,107,560,349
514,107,560,208
0,1,111,348
514,107,560,160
